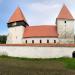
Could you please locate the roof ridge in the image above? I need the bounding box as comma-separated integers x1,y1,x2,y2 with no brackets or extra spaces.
27,25,56,27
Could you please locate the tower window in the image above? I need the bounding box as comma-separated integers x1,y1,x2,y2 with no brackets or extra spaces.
54,40,56,43
12,22,16,26
25,40,27,44
47,40,49,43
16,36,17,39
64,21,66,23
40,40,42,43
32,40,34,43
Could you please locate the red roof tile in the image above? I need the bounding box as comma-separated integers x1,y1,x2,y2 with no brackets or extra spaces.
8,7,26,23
57,5,74,20
23,25,58,38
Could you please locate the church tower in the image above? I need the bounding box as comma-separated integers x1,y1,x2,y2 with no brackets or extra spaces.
56,5,75,44
6,7,28,44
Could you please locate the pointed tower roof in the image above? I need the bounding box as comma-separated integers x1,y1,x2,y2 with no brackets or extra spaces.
8,7,26,23
57,5,74,20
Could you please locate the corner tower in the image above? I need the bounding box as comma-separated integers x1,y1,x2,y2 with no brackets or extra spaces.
6,7,29,44
56,5,74,44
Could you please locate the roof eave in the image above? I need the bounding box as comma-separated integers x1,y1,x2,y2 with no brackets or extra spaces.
23,36,58,38
56,18,75,20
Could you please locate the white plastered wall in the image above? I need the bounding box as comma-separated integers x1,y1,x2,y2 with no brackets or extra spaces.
57,19,74,43
0,46,75,58
6,26,24,44
23,38,59,44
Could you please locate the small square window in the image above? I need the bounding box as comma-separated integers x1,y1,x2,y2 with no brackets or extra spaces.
25,40,27,44
40,40,42,43
54,40,56,43
32,40,34,43
47,40,49,43
64,21,66,23
16,36,17,39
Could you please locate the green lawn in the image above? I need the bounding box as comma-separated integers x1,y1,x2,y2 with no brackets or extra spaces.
0,56,75,75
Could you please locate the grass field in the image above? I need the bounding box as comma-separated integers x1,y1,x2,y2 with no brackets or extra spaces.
0,56,75,75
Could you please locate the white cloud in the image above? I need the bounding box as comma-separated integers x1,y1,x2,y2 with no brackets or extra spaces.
25,2,60,25
71,10,75,19
19,0,75,25
28,3,60,12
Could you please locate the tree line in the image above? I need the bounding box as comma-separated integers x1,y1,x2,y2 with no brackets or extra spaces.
0,35,7,44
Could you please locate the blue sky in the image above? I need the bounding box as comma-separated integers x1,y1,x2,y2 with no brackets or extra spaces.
0,0,75,35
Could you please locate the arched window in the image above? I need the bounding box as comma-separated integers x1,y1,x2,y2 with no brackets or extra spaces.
64,21,66,23
54,40,56,43
32,40,34,43
40,40,42,43
47,40,49,43
72,51,75,58
25,40,27,44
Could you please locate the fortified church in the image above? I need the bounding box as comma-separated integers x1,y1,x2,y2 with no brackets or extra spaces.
6,5,75,44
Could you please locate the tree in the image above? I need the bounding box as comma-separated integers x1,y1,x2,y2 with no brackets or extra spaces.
0,35,7,44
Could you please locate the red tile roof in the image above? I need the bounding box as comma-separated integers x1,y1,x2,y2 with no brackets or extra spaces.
8,7,26,23
23,25,58,38
57,5,74,20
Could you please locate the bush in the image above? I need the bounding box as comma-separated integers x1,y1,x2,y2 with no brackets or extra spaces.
0,35,7,44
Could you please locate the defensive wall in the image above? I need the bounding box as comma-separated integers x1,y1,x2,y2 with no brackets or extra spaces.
0,44,75,58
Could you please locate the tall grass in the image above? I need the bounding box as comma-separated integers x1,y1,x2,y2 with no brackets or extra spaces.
0,56,75,69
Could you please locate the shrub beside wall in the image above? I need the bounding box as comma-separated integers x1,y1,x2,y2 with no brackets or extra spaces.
0,35,7,44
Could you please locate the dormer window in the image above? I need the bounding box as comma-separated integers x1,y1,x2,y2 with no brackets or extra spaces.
12,22,16,26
